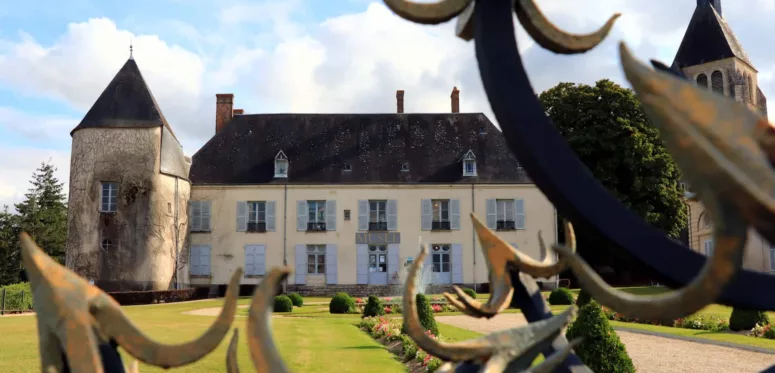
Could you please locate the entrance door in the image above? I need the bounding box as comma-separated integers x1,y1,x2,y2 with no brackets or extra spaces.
431,244,451,284
368,245,388,285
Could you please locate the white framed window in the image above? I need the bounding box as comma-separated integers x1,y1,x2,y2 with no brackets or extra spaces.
190,200,211,232
369,200,387,230
100,182,118,212
368,245,387,273
274,150,289,178
307,245,326,274
703,239,714,257
461,150,477,176
248,201,266,232
307,200,326,231
496,199,515,229
432,199,450,230
431,244,451,273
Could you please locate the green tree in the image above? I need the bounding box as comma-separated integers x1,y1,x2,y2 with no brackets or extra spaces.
14,161,68,264
539,80,687,281
0,206,21,285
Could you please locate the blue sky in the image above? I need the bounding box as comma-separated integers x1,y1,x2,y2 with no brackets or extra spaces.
1,0,774,210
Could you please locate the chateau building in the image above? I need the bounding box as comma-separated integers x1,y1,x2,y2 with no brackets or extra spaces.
65,57,558,295
676,0,774,272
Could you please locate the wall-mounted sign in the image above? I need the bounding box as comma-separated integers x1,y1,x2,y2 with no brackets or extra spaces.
355,232,401,245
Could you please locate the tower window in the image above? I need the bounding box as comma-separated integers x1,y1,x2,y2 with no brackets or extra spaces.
101,239,113,252
274,151,289,178
100,182,118,212
711,70,723,94
696,73,708,89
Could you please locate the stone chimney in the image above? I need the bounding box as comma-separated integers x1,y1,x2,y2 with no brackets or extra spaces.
215,94,234,134
451,87,460,113
396,90,405,113
233,109,244,115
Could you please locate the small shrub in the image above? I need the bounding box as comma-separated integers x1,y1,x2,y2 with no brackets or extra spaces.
273,295,293,313
462,287,477,299
416,293,439,336
730,308,770,331
548,287,575,306
576,289,592,308
674,315,728,332
400,334,417,361
566,300,635,373
329,292,355,314
0,282,34,312
363,295,385,318
287,293,303,307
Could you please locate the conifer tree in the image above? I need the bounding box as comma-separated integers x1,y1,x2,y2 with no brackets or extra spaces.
0,206,21,285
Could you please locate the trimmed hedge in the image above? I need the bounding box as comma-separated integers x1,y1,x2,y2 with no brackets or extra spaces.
576,289,592,308
273,295,293,313
548,287,575,306
730,308,770,331
416,294,439,336
363,295,385,318
287,293,304,307
0,282,34,313
108,287,210,306
462,287,477,299
330,292,355,314
566,300,635,373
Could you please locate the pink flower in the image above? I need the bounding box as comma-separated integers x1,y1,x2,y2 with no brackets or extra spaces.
384,297,393,302
384,306,392,314
431,304,443,313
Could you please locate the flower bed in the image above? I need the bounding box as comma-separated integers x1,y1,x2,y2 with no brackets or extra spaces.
358,316,444,372
354,297,453,315
751,323,775,339
601,306,729,331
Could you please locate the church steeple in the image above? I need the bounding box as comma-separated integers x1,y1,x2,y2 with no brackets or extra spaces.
697,0,721,16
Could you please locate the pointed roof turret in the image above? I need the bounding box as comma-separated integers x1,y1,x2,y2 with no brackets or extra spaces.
671,0,753,70
70,58,177,139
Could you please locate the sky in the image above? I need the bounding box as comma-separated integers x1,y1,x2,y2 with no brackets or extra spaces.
0,0,774,211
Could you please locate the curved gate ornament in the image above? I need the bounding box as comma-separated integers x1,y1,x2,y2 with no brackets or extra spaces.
17,0,775,372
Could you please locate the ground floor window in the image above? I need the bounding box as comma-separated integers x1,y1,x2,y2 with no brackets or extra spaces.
703,239,714,257
369,245,387,273
307,245,326,274
431,244,450,273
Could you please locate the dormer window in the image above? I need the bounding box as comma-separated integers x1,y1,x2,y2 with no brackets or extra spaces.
401,163,409,172
274,151,289,178
461,150,477,176
343,163,352,172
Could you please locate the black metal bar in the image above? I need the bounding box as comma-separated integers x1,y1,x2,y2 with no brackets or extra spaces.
1,288,4,316
472,0,775,310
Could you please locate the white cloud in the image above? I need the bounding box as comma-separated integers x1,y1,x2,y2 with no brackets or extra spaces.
1,0,775,209
0,146,70,212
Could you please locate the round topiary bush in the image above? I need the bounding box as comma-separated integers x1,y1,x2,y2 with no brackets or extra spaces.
462,287,477,299
566,300,635,373
329,292,355,314
548,287,575,305
273,295,293,313
288,293,304,307
416,293,439,336
729,308,770,331
363,295,385,318
576,289,592,308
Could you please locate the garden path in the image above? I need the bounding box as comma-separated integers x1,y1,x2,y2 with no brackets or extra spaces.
436,314,775,373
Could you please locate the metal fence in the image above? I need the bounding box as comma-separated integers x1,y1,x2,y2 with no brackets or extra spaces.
0,286,35,315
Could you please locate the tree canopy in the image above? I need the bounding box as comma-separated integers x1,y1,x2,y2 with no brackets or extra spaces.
539,79,687,282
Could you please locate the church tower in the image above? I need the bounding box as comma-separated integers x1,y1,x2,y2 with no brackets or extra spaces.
65,52,192,291
672,0,767,116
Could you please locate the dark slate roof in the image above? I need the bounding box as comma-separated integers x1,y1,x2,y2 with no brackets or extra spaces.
671,1,753,70
70,58,178,139
189,113,529,184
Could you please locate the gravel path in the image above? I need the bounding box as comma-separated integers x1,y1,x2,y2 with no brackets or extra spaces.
436,314,775,373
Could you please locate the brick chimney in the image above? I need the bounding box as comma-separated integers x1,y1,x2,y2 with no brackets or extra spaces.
396,90,405,113
215,94,234,134
451,87,460,113
233,109,244,115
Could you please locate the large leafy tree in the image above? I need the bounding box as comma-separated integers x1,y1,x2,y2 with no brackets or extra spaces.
0,206,21,285
539,80,687,282
14,161,68,265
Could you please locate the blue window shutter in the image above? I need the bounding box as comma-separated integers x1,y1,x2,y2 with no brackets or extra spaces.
356,244,369,284
451,244,463,284
189,246,199,276
449,199,461,230
325,200,337,231
357,200,369,231
201,201,211,231
485,199,497,229
326,244,337,284
244,245,255,276
514,199,525,229
190,201,202,232
421,199,432,231
387,199,398,231
296,201,308,231
257,245,266,276
201,246,211,276
236,202,248,232
387,244,400,284
266,201,276,231
295,244,307,285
